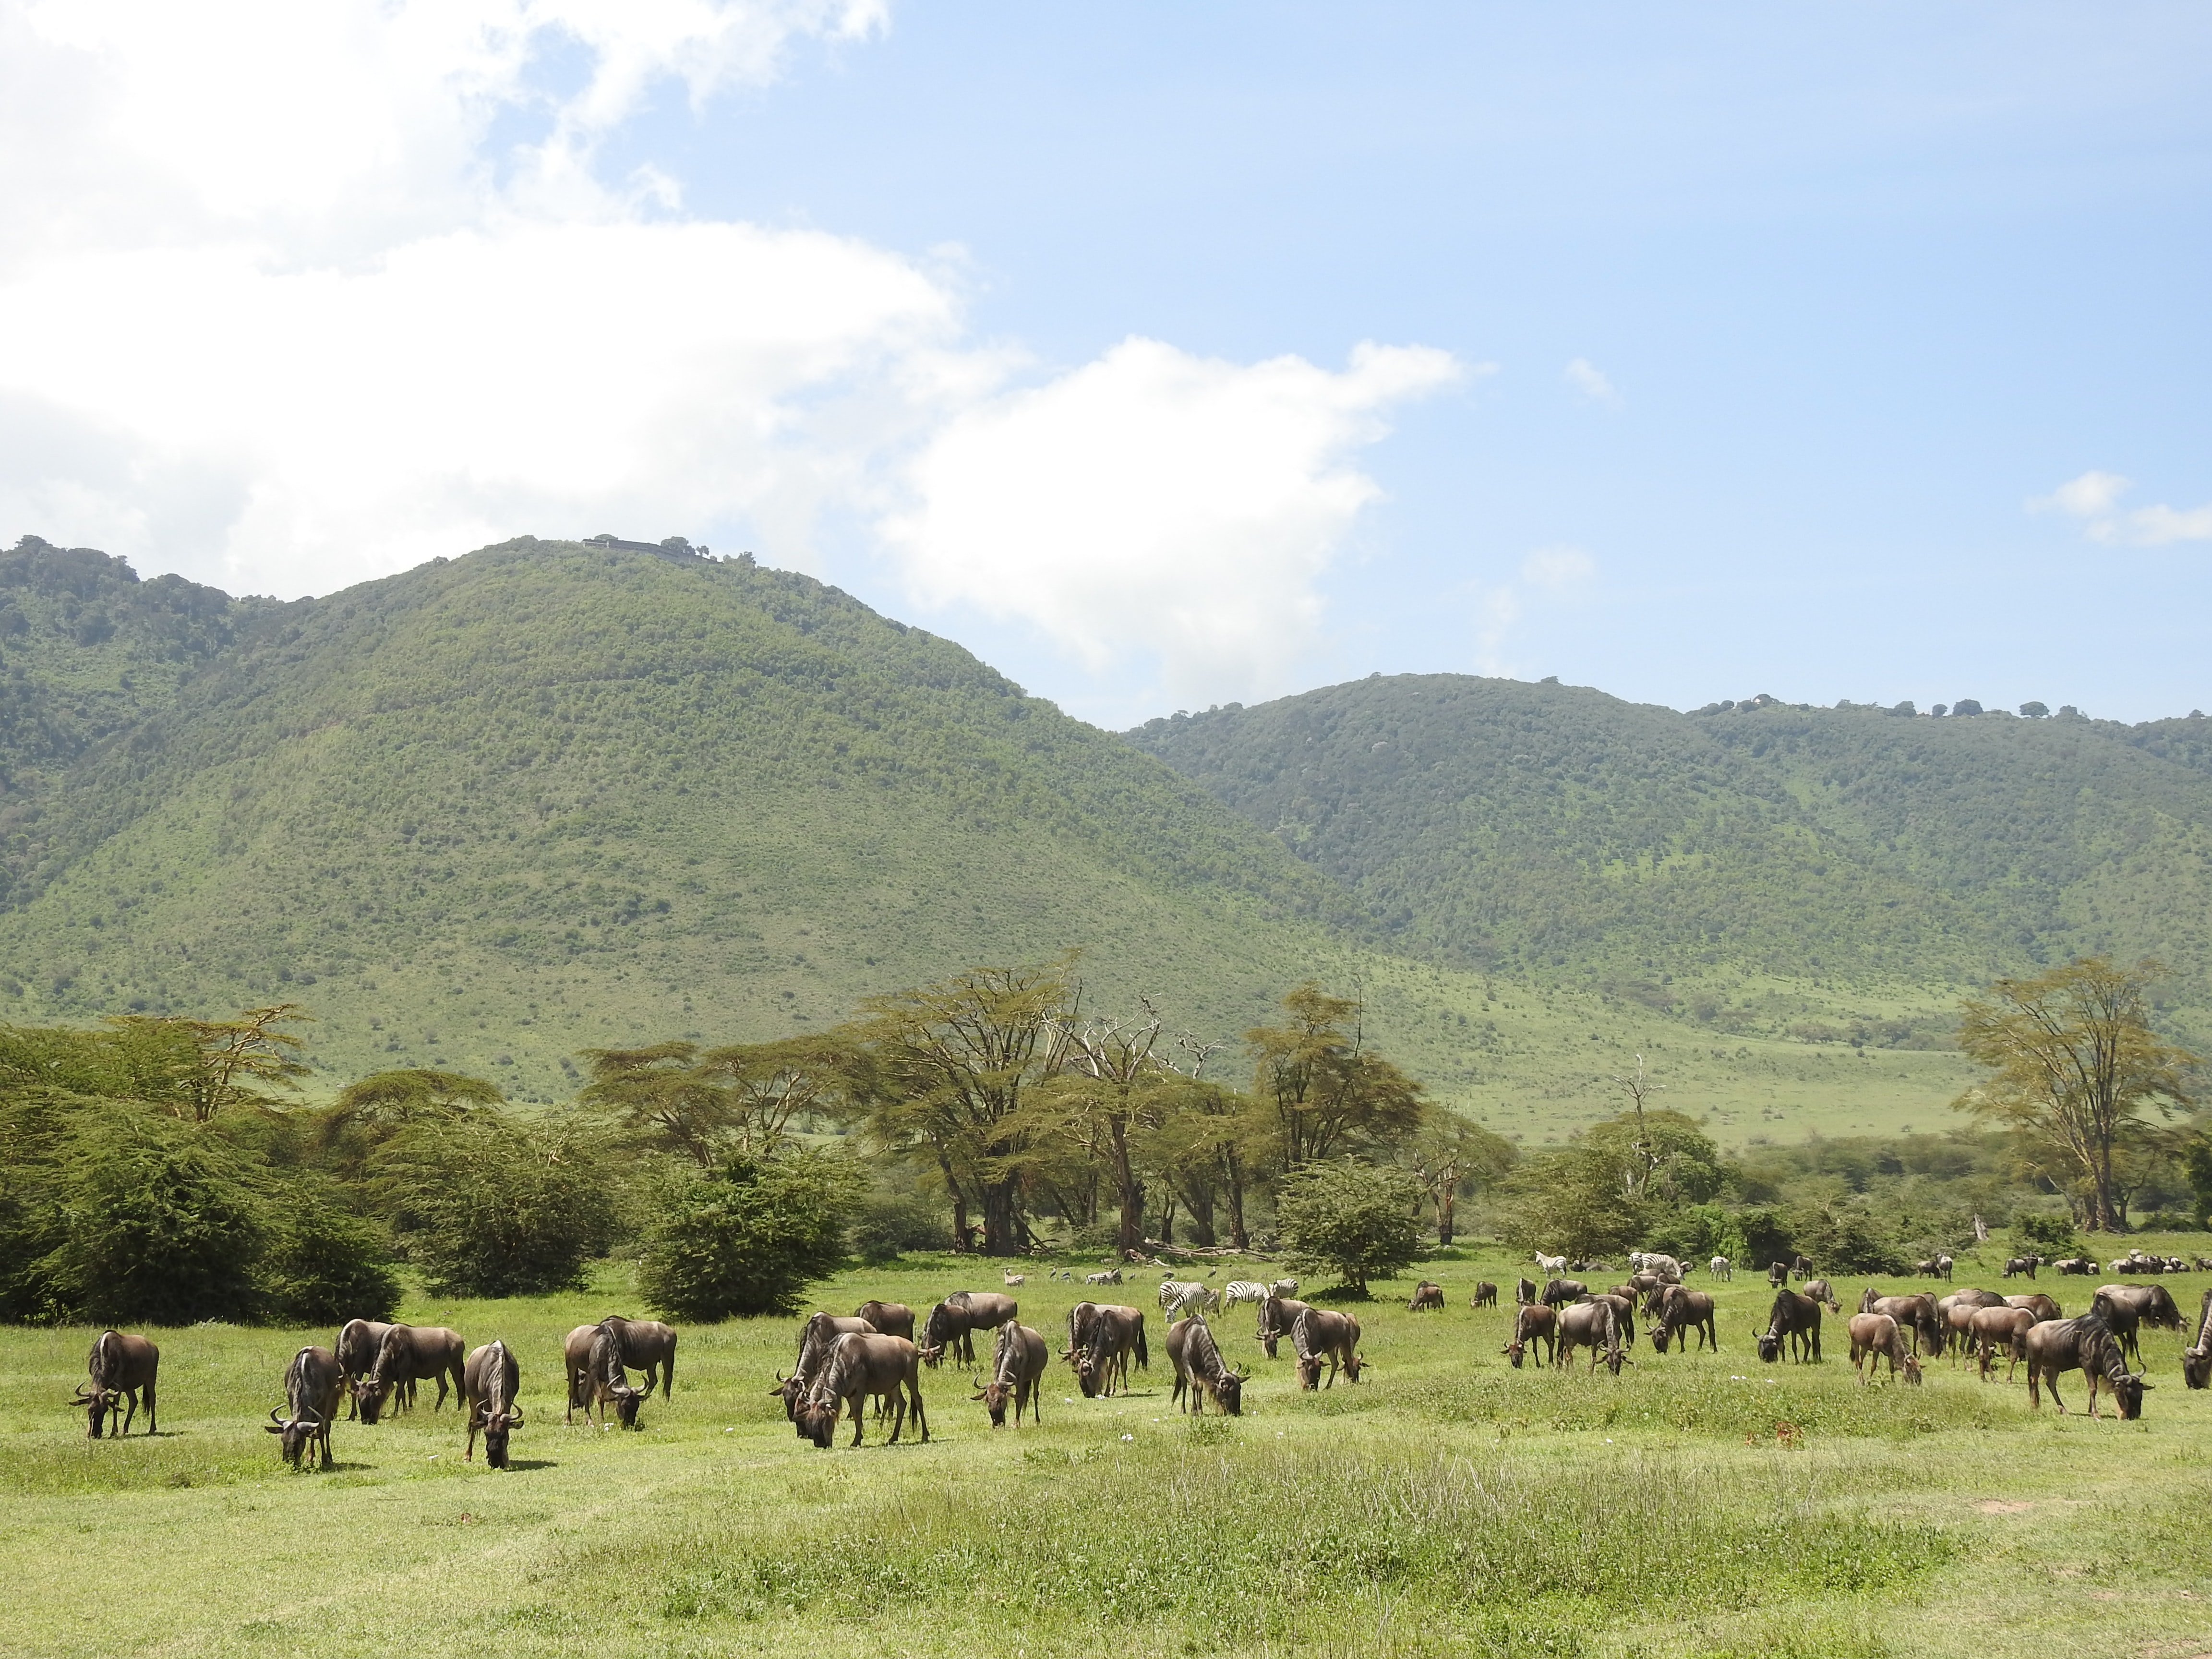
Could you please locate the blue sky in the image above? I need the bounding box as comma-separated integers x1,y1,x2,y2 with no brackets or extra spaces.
3,3,2207,725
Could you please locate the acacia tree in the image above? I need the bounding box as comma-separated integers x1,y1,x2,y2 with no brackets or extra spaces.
1247,982,1425,1169
854,957,1076,1255
1037,1007,1170,1256
105,1004,312,1122
1405,1113,1516,1244
1954,957,2198,1231
579,1041,733,1168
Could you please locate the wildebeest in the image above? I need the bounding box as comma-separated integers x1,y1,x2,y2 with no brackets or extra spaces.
1540,1278,1587,1309
1256,1294,1311,1361
462,1340,523,1467
1801,1278,1840,1313
1709,1255,1732,1280
77,1330,159,1438
1584,1291,1637,1350
1791,1254,1815,1276
564,1320,645,1428
1515,1277,1538,1306
1166,1316,1246,1415
1755,1290,1822,1364
1470,1281,1498,1309
1650,1285,1718,1354
974,1321,1047,1427
335,1319,397,1419
1858,1290,1942,1356
1503,1302,1557,1368
2181,1288,2212,1390
2023,1313,2147,1419
355,1325,466,1424
853,1300,915,1344
1290,1307,1363,1390
266,1345,343,1469
596,1315,678,1399
1556,1300,1628,1375
772,1312,877,1423
1407,1281,1445,1312
1846,1313,1921,1386
2002,1256,2039,1280
920,1291,1018,1367
2092,1283,2184,1366
1067,1302,1148,1396
798,1334,927,1449
1969,1306,2038,1382
1935,1254,1954,1281
2005,1293,2062,1324
1767,1261,1790,1288
1938,1290,2008,1362
2053,1256,2097,1276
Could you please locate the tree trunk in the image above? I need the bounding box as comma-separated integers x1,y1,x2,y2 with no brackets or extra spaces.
982,1177,1023,1256
1111,1121,1147,1257
1220,1147,1250,1250
1158,1192,1177,1245
1436,1190,1456,1245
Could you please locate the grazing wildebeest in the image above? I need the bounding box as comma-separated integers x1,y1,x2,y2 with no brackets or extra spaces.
2092,1284,2184,1366
1767,1261,1790,1289
1540,1278,1588,1309
1407,1281,1445,1312
1256,1295,1312,1361
1801,1278,1840,1313
2053,1256,2096,1276
1650,1285,1718,1354
798,1334,927,1449
355,1325,466,1423
974,1321,1047,1427
1755,1290,1822,1364
1290,1307,1363,1390
2024,1314,2147,1419
77,1330,159,1438
462,1340,523,1468
1584,1291,1637,1349
2005,1293,2062,1324
565,1320,645,1428
1969,1306,2039,1382
1556,1300,1628,1375
1858,1290,1942,1356
2002,1256,2039,1280
1515,1277,1539,1306
1068,1303,1148,1397
597,1315,679,1399
852,1300,914,1344
2181,1288,2212,1390
1534,1251,1568,1280
1710,1255,1732,1281
1791,1255,1815,1276
1846,1313,1921,1386
772,1312,877,1423
921,1291,1018,1367
1166,1316,1246,1416
265,1346,342,1469
1913,1257,1942,1278
1503,1302,1557,1368
1471,1281,1498,1309
335,1319,397,1419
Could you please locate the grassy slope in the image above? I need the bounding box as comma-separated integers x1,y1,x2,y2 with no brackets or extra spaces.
3,1249,2209,1658
1128,676,2212,1052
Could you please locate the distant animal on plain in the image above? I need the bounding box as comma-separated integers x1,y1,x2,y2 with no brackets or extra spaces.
974,1321,1047,1428
77,1330,159,1438
1709,1255,1732,1281
852,1301,915,1344
1470,1281,1498,1309
462,1340,523,1467
1408,1281,1444,1312
266,1346,342,1469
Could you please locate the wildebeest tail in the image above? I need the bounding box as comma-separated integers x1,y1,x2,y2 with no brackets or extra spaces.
1134,1317,1149,1370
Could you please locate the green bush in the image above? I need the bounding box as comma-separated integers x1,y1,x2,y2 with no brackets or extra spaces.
257,1179,400,1323
370,1113,614,1297
848,1190,948,1263
1274,1159,1424,1295
638,1152,854,1319
2012,1210,2081,1256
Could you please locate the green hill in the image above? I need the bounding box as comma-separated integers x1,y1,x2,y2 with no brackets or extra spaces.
1127,675,2212,1047
0,538,1373,1099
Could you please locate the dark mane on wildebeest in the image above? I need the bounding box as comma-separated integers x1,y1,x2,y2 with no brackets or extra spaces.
355,1324,466,1424
1756,1289,1822,1364
2024,1311,2148,1419
76,1329,159,1438
920,1291,1017,1368
1166,1316,1245,1415
463,1339,523,1468
799,1334,927,1449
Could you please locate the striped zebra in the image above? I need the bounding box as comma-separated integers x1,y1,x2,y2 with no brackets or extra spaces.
1221,1280,1272,1312
1158,1279,1217,1317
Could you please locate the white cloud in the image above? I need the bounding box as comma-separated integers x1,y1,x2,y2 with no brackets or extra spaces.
1474,545,1596,676
2031,469,2212,547
881,339,1464,705
0,0,1456,710
1564,357,1622,408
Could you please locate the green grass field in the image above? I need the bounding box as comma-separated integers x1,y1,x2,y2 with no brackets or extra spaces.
6,1245,2211,1659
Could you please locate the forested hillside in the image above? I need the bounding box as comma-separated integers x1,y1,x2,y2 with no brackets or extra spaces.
0,538,1366,1098
1128,676,2212,1045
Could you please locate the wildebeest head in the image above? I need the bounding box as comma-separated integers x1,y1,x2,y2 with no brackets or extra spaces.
2184,1345,2212,1390
1212,1367,1245,1415
1502,1340,1525,1369
1342,1350,1365,1383
474,1399,522,1468
265,1406,320,1469
1295,1352,1323,1391
1072,1348,1105,1398
2112,1372,2149,1420
352,1375,392,1425
72,1382,115,1438
1899,1351,1923,1387
1755,1329,1782,1364
769,1370,808,1425
796,1395,838,1449
974,1373,1013,1427
1649,1324,1672,1355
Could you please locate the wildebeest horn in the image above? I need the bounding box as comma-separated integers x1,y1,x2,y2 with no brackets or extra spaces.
71,1383,90,1400
269,1407,285,1423
508,1407,524,1423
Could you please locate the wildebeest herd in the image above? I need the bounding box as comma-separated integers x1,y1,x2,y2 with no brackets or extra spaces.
63,1254,2212,1467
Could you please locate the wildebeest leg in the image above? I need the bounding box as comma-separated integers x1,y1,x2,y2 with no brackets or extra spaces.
466,1414,481,1461
318,1419,333,1470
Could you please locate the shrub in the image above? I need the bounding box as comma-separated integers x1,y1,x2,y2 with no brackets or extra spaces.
638,1152,854,1320
1274,1160,1424,1295
849,1190,949,1263
257,1178,401,1323
370,1113,614,1297
2012,1210,2080,1256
